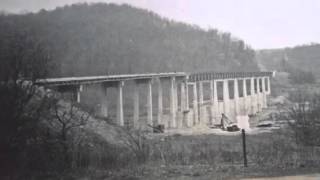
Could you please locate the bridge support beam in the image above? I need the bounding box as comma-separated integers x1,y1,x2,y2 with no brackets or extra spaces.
133,82,140,128
213,80,219,123
170,77,177,128
157,78,163,126
262,77,267,108
101,85,108,117
76,85,83,103
192,83,198,126
257,78,261,112
198,82,204,124
223,80,230,117
250,78,256,114
234,79,239,117
180,81,187,127
209,80,214,125
243,79,248,114
266,77,271,95
147,79,153,131
117,81,124,126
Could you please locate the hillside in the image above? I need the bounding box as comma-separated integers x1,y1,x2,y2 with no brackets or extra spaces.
256,44,320,78
0,3,258,78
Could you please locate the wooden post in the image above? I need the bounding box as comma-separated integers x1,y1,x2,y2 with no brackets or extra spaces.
242,129,248,167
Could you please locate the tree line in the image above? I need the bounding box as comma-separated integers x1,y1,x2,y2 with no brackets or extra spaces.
1,3,258,78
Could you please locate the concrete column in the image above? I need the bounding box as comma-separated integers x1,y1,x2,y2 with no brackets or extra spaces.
76,85,83,103
250,78,255,114
170,77,177,128
223,79,230,117
117,81,124,126
199,82,204,105
213,80,218,121
180,82,187,111
234,79,239,116
267,77,271,95
242,79,247,114
192,83,198,125
185,82,189,110
180,82,187,127
133,82,139,128
209,80,214,125
198,81,204,124
147,79,153,129
101,85,108,117
257,77,261,112
262,77,267,108
157,78,163,126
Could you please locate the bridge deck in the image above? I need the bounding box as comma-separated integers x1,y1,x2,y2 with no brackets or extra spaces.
35,71,273,86
35,72,186,86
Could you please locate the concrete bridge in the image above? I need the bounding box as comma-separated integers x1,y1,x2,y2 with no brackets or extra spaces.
36,71,272,131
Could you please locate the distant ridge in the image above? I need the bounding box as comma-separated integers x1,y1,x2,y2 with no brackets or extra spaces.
257,44,320,78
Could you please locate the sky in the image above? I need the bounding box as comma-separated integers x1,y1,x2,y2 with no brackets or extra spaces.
1,0,320,49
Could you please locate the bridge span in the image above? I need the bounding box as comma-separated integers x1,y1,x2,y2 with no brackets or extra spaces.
36,71,272,131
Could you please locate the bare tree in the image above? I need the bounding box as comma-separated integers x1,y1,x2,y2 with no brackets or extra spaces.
0,26,52,177
287,92,320,146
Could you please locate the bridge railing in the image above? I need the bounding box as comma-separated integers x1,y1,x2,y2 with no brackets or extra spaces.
188,71,273,82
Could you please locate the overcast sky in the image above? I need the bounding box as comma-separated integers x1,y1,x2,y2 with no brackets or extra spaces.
1,0,320,49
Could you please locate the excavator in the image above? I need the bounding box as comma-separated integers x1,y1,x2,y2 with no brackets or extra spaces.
220,113,240,132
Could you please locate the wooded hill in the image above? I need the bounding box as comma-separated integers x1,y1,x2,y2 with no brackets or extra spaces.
0,3,258,78
257,44,320,78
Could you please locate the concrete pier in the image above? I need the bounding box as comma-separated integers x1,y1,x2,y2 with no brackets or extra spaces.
133,81,140,128
209,80,214,125
76,85,83,103
192,83,198,125
117,81,124,126
257,77,261,112
170,77,177,128
213,80,219,123
147,79,153,130
234,79,239,116
101,84,108,117
198,81,204,124
250,78,256,114
242,79,248,114
157,78,163,126
223,80,230,117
